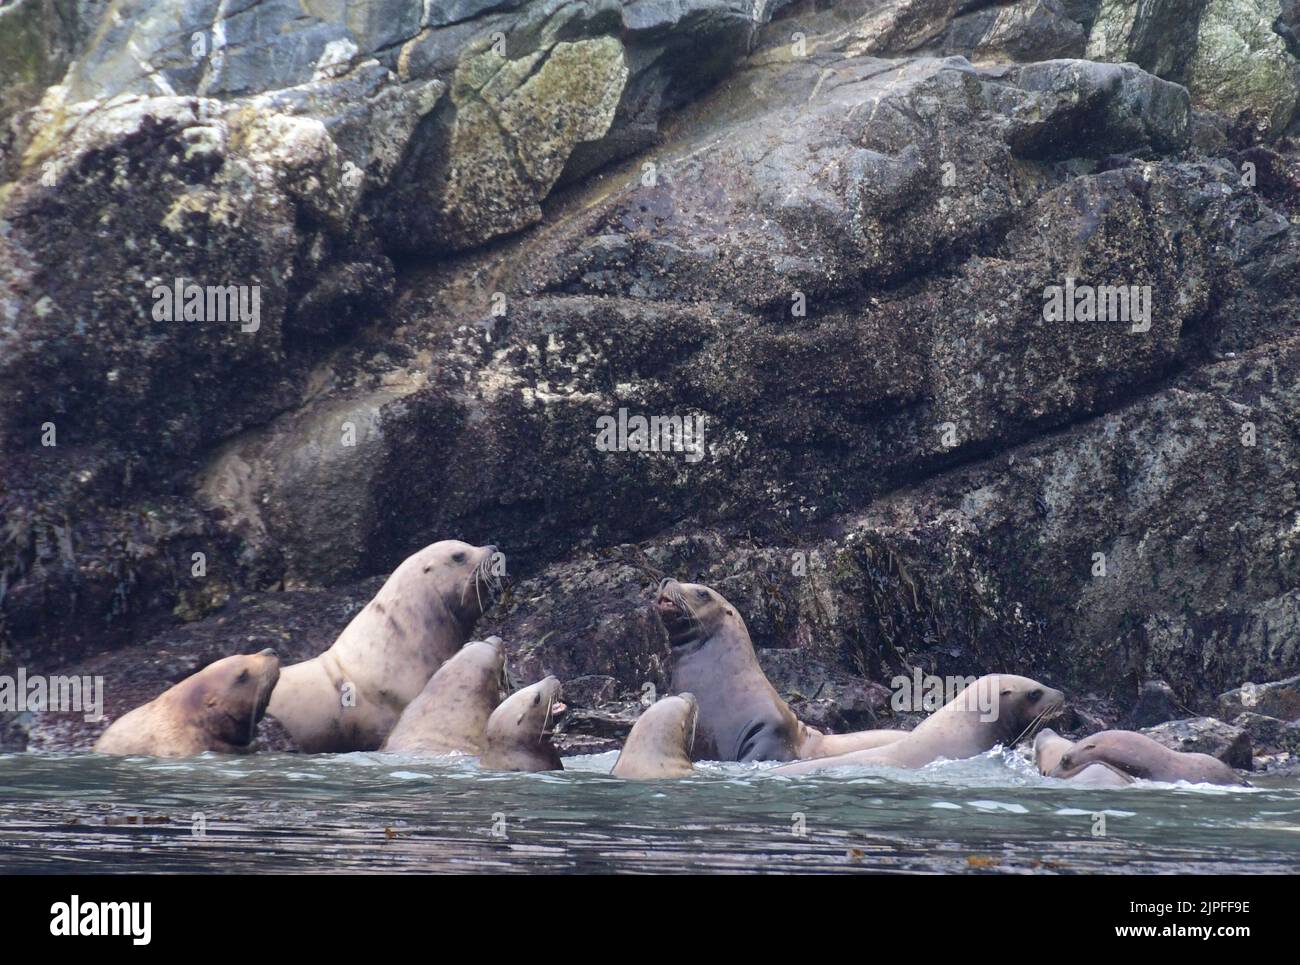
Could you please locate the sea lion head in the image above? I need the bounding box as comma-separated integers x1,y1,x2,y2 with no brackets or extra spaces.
987,674,1065,744
655,578,738,648
402,539,504,628
459,636,508,693
611,693,699,780
481,676,566,771
1052,733,1138,779
186,649,281,747
1054,740,1104,778
1032,727,1073,774
635,692,699,756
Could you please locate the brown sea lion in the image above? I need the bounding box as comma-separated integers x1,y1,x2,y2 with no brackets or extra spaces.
773,674,1064,775
656,579,906,763
479,676,565,772
1032,727,1074,774
611,693,698,780
1050,730,1249,786
266,540,501,753
94,650,280,757
380,637,506,756
1033,728,1132,787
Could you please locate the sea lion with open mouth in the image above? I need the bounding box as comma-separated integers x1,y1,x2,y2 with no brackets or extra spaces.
611,693,699,780
380,637,507,756
1033,728,1132,787
267,540,503,753
94,649,280,757
773,673,1064,775
1050,730,1249,786
479,676,565,772
656,579,907,763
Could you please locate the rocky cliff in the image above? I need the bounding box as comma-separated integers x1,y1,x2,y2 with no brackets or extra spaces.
2,0,1298,750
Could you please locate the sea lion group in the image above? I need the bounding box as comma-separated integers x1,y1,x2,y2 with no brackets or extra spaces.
92,541,1251,788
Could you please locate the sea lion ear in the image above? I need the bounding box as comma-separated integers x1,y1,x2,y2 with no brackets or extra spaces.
725,609,734,617
422,564,432,573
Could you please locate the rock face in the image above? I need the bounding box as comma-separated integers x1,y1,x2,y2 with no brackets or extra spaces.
1219,675,1300,721
0,0,760,661
3,0,1300,751
1231,712,1300,754
1087,0,1300,136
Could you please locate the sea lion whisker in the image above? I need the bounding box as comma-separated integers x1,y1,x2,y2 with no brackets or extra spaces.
1010,706,1054,748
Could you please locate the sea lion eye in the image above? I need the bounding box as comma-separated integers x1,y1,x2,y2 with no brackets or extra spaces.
452,551,467,563
1029,689,1043,702
532,694,540,705
695,589,708,599
237,670,250,683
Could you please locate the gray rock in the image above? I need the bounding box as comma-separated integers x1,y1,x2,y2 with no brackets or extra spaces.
758,648,892,728
1143,717,1253,769
1087,0,1300,137
560,703,640,739
1231,712,1300,753
4,0,1299,732
562,674,621,707
1127,679,1184,728
937,0,1088,61
1219,675,1300,721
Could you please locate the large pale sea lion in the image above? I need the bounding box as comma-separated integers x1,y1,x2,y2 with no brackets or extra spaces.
773,673,1064,775
94,650,280,757
656,579,906,763
267,540,501,753
380,637,506,756
480,676,565,772
1050,730,1249,786
1033,728,1132,787
611,693,698,780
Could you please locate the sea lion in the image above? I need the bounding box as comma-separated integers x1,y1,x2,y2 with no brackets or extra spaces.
1050,730,1249,786
1033,728,1132,787
611,694,698,780
380,637,506,756
656,579,907,763
480,676,565,772
1032,727,1074,774
267,540,502,753
94,650,280,757
773,674,1064,775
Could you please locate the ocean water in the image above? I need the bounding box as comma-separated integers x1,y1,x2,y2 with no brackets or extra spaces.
1,749,1296,874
